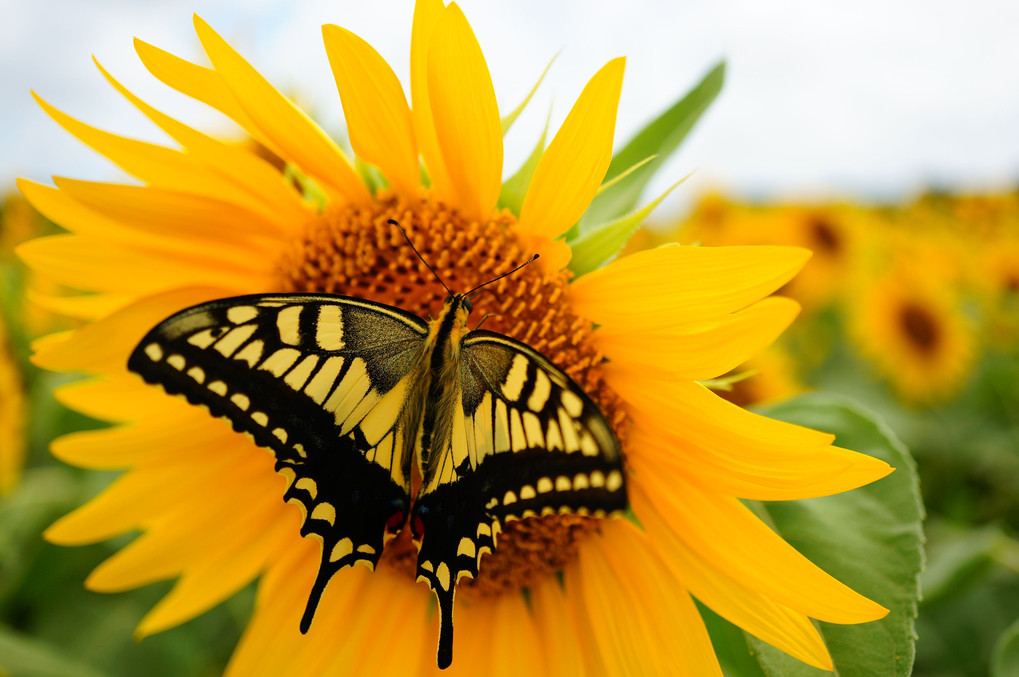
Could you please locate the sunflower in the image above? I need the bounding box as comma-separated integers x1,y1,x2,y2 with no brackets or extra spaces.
0,316,26,495
850,255,975,404
19,3,892,674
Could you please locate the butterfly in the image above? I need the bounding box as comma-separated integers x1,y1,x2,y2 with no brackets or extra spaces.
127,222,627,668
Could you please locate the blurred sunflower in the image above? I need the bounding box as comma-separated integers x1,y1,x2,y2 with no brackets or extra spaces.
850,257,975,404
20,2,892,674
977,234,1019,345
0,316,26,495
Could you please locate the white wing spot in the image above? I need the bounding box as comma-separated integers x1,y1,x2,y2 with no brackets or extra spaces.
166,354,186,371
435,562,451,591
186,330,217,349
560,390,584,418
227,306,258,324
537,477,553,493
295,477,317,499
144,343,163,361
208,381,228,396
251,411,268,426
272,427,288,444
522,412,544,448
233,339,264,367
501,354,529,401
574,473,590,491
519,485,536,500
276,305,303,345
589,470,606,488
214,324,257,358
186,366,205,383
457,537,476,559
284,355,319,391
579,431,600,457
555,476,571,491
503,490,517,505
311,502,336,525
607,469,623,492
330,537,353,562
260,348,301,377
316,304,344,350
527,369,552,411
357,544,376,555
230,393,250,410
305,356,345,404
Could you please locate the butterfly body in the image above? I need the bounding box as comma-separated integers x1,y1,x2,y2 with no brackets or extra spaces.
129,289,626,669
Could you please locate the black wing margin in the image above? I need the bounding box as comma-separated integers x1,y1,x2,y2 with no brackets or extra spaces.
127,293,429,632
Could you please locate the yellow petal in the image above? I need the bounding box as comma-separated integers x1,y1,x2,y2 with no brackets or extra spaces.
86,466,282,591
18,234,265,297
530,575,587,677
21,180,275,273
55,376,187,422
133,38,279,155
410,0,454,201
192,15,371,206
31,93,287,221
26,290,130,321
91,58,309,232
517,58,624,240
595,296,801,381
52,177,289,246
30,285,235,375
136,513,294,636
569,520,723,676
427,3,502,222
636,465,889,624
628,412,894,500
632,484,833,670
569,244,811,328
322,25,419,197
50,411,242,470
607,370,835,453
45,438,261,544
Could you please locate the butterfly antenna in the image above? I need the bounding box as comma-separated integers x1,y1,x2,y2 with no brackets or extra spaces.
464,254,540,298
388,219,453,297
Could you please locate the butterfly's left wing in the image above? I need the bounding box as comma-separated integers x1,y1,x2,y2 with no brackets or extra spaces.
413,330,627,668
127,294,429,632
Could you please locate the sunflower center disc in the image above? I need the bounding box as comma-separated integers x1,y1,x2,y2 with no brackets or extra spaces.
276,192,628,598
899,302,941,353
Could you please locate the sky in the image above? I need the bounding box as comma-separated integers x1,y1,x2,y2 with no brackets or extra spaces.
3,0,1019,217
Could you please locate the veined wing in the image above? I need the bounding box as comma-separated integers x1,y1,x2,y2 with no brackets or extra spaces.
412,329,627,668
127,293,429,631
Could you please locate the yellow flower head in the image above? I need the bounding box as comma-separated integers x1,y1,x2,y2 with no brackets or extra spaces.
850,253,975,404
0,317,26,495
20,3,892,673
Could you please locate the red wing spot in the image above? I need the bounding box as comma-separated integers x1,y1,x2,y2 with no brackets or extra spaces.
412,514,425,542
385,511,406,534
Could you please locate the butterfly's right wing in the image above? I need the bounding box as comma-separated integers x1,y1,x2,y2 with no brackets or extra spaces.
127,293,429,631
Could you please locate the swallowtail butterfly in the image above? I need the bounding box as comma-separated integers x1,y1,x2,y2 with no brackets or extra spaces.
127,223,627,668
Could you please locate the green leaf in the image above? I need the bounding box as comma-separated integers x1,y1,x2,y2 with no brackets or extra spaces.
992,618,1019,677
746,394,924,677
577,61,724,232
501,54,557,135
497,107,551,215
0,627,106,677
567,174,689,277
920,522,1003,605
